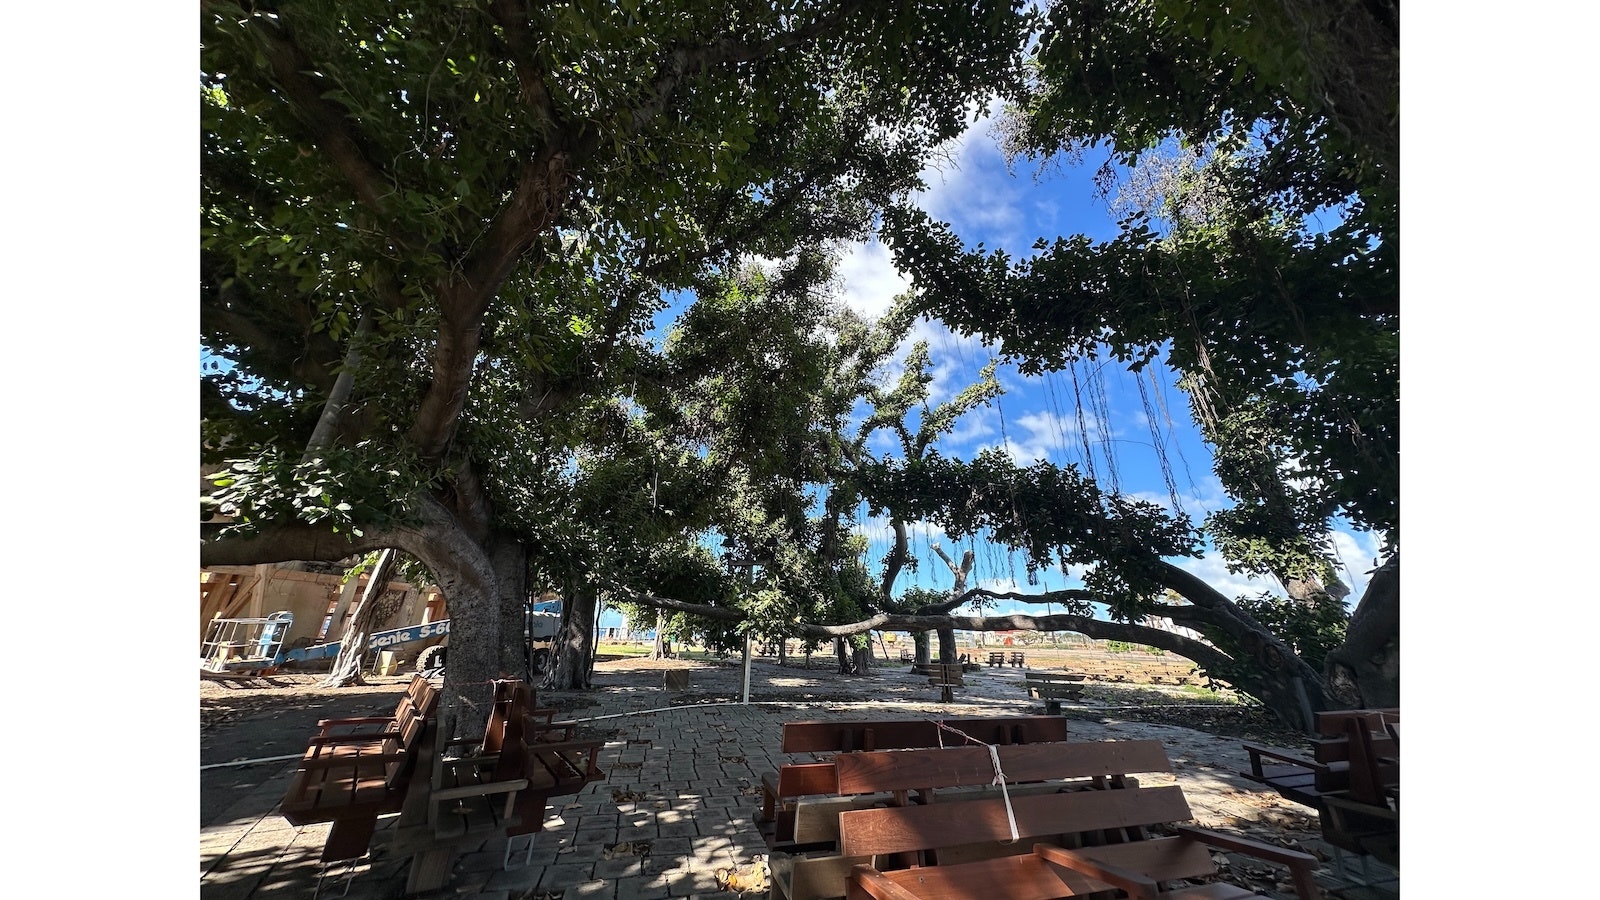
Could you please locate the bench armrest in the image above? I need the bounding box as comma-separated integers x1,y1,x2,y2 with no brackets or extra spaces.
1174,827,1323,900
1034,844,1160,898
430,777,531,804
1174,825,1318,866
847,864,924,900
527,740,605,775
316,716,396,729
1242,742,1318,769
298,751,407,771
305,730,396,746
1320,791,1399,822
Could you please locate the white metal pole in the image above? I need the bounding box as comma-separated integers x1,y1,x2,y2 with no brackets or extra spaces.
742,632,753,705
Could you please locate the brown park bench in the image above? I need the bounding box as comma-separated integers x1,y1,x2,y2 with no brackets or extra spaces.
1242,708,1398,871
1241,708,1398,808
278,677,440,893
839,742,1323,900
769,739,1170,900
758,716,1069,851
1009,652,1026,667
987,652,1006,668
1021,670,1087,714
385,679,608,894
1312,710,1399,870
927,662,964,703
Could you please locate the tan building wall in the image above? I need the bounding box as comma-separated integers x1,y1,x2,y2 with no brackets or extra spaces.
201,565,442,657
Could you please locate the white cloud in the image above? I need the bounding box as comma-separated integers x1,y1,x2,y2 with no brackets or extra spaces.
914,98,1028,247
1328,527,1388,604
974,405,1100,467
1169,553,1280,602
834,240,910,318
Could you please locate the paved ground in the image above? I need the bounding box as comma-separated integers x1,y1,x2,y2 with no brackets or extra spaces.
199,657,1398,900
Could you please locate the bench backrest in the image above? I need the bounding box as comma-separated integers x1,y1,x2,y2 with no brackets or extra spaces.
1313,708,1397,736
832,739,1170,796
380,691,438,788
1310,708,1398,764
837,782,1194,857
780,716,1068,753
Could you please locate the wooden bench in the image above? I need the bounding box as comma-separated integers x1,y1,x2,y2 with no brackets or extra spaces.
1022,671,1087,714
1312,710,1398,868
838,744,1323,900
1241,708,1398,809
758,717,1069,851
770,739,1170,900
927,662,964,703
387,679,607,893
987,652,1006,668
1009,651,1025,668
1242,708,1398,869
278,677,440,881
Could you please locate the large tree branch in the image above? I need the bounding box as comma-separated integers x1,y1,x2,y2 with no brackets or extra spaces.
597,580,1237,672
220,6,405,238
408,151,569,459
201,521,395,567
487,0,558,129
879,519,909,604
201,491,448,569
915,586,1096,617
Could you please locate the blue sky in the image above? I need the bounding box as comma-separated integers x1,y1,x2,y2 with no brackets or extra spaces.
802,102,1386,616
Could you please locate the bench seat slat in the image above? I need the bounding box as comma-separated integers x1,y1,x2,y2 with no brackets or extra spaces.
834,741,1168,796
838,784,1193,857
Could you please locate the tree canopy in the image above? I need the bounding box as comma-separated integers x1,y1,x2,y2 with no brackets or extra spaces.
200,1,1399,728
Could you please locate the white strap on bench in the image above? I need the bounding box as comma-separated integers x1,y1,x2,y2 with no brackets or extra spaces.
932,720,1020,845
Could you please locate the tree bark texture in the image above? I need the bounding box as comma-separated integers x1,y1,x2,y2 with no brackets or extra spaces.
547,579,596,690
1323,552,1399,708
651,609,668,660
489,533,529,679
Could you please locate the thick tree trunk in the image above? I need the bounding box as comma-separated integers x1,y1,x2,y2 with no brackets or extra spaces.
931,545,972,670
413,506,501,740
852,645,871,675
834,638,851,675
489,533,529,680
913,631,931,666
1323,552,1399,708
650,610,668,660
320,549,396,687
548,579,596,689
